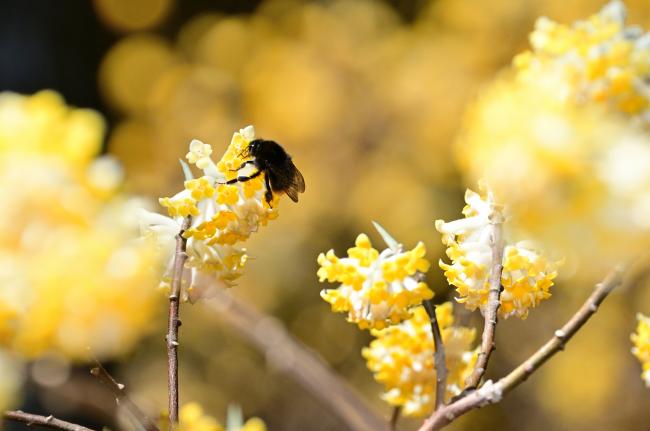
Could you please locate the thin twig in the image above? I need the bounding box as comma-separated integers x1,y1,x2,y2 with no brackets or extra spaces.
465,212,504,389
90,359,159,431
3,411,94,431
423,300,447,409
389,406,401,431
205,290,389,431
417,266,624,431
167,217,191,427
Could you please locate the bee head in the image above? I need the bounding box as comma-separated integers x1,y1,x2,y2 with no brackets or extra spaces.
241,139,262,158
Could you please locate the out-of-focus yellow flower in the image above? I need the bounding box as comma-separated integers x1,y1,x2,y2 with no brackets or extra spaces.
0,90,159,360
172,403,266,431
177,402,224,431
139,126,281,302
317,233,433,330
362,303,477,417
0,350,23,412
632,313,650,386
519,0,650,119
436,185,560,319
457,2,650,280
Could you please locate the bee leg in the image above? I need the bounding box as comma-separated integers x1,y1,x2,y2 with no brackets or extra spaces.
229,160,256,172
264,174,273,207
222,169,262,184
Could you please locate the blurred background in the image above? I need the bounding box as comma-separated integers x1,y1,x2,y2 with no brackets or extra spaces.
1,0,650,430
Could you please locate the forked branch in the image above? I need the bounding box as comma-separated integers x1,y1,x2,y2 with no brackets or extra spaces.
418,267,624,431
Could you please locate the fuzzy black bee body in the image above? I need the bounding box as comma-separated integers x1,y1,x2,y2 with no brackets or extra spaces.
225,139,305,206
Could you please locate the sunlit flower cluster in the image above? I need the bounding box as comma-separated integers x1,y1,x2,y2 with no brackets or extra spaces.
517,0,650,120
174,403,266,431
0,90,160,360
362,303,477,417
457,2,650,280
139,126,280,302
436,185,560,319
318,233,433,330
632,313,650,386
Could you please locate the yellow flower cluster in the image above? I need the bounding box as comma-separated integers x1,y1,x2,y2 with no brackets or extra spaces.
436,185,560,319
362,303,477,417
318,233,433,330
175,403,266,431
0,91,160,360
632,313,650,387
139,126,280,302
517,0,650,119
457,2,650,279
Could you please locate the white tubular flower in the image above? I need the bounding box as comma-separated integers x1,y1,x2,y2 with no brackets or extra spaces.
139,126,281,302
317,233,433,330
436,183,560,319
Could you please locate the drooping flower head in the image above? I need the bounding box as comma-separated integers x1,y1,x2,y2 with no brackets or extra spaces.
436,184,560,319
632,313,650,386
139,126,282,301
456,1,650,280
362,303,477,417
318,231,433,330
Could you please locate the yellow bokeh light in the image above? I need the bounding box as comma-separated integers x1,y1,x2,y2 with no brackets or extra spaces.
94,0,174,32
99,34,177,115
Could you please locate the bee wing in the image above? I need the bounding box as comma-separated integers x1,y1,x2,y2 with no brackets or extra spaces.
277,161,305,203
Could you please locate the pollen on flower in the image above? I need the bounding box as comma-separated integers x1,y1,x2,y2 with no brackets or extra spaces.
436,184,560,319
317,233,433,330
140,125,284,302
632,313,650,387
362,303,478,416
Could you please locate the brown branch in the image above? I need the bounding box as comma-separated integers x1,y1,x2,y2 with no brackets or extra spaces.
166,217,191,427
423,300,447,409
90,359,159,431
3,411,94,431
389,406,401,431
417,266,624,431
205,290,389,431
465,212,504,389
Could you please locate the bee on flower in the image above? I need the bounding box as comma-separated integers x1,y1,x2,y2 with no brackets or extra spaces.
362,303,477,416
317,231,433,330
632,313,650,387
139,126,284,302
436,184,560,319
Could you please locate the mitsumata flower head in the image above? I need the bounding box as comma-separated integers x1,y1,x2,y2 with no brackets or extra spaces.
517,0,650,121
436,184,560,319
0,91,159,361
139,126,282,302
456,1,650,278
363,303,477,417
318,229,433,330
632,313,650,387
